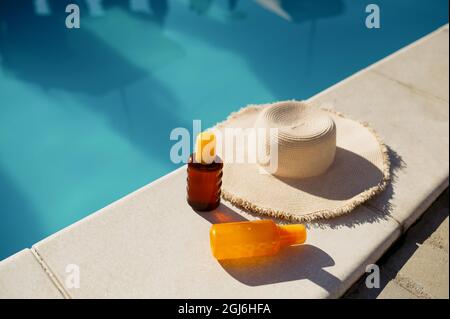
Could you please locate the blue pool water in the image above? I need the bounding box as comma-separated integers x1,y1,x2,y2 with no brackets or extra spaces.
0,0,448,260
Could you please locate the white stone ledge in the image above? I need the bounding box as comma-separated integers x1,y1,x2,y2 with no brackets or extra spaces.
0,249,64,299
0,24,448,299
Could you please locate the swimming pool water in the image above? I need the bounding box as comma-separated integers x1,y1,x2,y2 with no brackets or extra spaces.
0,0,448,260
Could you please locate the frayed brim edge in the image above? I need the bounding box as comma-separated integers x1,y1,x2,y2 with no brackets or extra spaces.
215,101,391,223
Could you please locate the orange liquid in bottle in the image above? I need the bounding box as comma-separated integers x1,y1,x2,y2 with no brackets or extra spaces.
210,220,306,260
187,154,223,211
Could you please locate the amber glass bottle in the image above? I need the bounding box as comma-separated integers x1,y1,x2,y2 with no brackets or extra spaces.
187,132,223,211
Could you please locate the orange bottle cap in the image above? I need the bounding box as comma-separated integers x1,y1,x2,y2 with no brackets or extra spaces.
278,224,307,246
195,131,216,164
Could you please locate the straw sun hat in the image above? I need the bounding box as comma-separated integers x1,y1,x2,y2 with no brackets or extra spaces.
214,100,390,222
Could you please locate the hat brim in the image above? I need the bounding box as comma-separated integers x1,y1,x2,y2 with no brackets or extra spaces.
214,102,390,222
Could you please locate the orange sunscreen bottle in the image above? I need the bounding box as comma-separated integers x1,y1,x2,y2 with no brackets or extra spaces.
210,220,306,260
187,132,223,211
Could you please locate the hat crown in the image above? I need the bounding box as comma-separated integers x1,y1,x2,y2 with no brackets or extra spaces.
217,100,388,222
255,101,337,178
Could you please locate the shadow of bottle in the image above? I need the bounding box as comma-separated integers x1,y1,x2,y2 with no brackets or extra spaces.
220,244,340,292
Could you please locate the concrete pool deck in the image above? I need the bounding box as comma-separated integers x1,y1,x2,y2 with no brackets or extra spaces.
345,189,449,299
0,24,448,299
